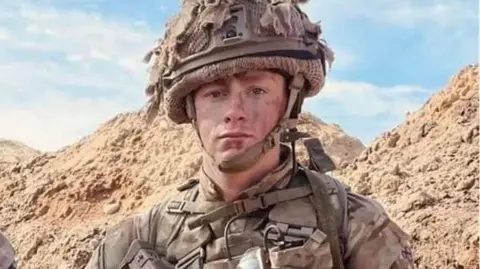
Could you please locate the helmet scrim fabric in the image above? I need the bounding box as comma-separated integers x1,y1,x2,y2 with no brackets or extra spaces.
143,0,334,124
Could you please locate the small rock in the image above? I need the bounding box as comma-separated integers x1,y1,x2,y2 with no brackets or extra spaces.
104,202,120,215
73,250,92,268
359,171,369,180
462,124,478,143
447,146,459,156
24,236,43,260
351,162,358,171
22,212,35,221
61,206,73,218
472,125,480,137
357,152,368,162
368,153,380,164
132,135,142,143
44,182,68,197
29,185,46,205
373,142,381,151
387,133,401,147
355,182,371,195
391,164,401,176
456,178,476,191
36,205,49,217
401,137,412,148
427,162,440,172
10,165,21,174
399,191,436,213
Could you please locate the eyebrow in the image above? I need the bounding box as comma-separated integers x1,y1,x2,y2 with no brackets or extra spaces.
200,71,280,91
236,71,278,83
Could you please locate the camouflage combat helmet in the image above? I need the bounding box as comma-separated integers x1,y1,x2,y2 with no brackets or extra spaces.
0,232,16,269
143,0,334,172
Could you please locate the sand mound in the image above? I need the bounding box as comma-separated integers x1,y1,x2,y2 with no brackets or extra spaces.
296,112,365,167
0,139,40,168
2,64,476,269
0,111,363,269
334,64,479,269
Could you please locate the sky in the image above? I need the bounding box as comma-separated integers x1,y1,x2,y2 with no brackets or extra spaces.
0,0,478,151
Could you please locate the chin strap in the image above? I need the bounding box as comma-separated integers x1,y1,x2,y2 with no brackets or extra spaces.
187,73,308,174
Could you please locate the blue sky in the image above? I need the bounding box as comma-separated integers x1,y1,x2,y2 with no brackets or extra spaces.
0,0,477,151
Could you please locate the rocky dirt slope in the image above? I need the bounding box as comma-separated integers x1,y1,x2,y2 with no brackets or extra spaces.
0,139,39,169
334,64,479,269
0,111,364,269
296,112,365,167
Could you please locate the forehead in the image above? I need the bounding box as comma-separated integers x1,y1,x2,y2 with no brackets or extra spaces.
203,70,284,87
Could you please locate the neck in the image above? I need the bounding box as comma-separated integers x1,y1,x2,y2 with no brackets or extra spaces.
202,146,281,202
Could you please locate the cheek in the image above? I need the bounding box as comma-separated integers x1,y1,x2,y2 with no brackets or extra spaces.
246,99,284,136
194,102,223,149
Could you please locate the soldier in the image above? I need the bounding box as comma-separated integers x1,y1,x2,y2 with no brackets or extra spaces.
86,0,414,268
0,232,17,269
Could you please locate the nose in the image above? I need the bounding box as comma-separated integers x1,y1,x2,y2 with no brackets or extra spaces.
223,93,247,124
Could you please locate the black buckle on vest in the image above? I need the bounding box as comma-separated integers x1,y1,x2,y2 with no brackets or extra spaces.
233,194,268,214
166,200,186,214
266,223,314,246
280,130,310,143
175,247,205,269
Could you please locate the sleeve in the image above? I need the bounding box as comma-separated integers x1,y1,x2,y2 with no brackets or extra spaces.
85,204,165,269
85,217,137,269
343,192,415,269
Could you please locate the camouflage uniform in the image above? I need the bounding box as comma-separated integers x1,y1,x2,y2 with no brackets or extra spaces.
86,0,415,268
0,232,16,269
86,145,414,269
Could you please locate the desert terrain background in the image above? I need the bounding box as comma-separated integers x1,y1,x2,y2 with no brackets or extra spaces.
0,64,478,269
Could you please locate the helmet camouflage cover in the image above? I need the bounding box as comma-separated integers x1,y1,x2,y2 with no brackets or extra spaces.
143,0,334,124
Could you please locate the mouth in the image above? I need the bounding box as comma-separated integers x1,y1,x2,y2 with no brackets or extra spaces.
218,132,253,139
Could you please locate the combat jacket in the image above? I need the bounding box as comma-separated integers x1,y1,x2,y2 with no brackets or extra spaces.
0,232,16,269
86,145,414,269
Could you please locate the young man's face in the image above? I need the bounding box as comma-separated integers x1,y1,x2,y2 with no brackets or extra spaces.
194,70,287,162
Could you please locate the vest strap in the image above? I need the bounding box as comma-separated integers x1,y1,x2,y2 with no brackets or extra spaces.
166,186,200,247
187,185,313,230
166,200,206,214
304,168,345,269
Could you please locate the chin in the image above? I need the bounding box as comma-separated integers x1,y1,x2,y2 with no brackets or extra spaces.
218,148,248,160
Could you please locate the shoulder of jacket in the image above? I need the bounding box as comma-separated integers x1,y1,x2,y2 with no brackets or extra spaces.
304,169,351,193
344,191,413,266
130,178,201,244
338,180,412,264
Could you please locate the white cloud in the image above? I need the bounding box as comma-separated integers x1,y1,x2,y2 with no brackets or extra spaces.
380,2,477,28
302,0,476,28
0,0,466,152
300,0,476,71
306,80,432,118
329,48,356,70
0,28,10,40
67,54,84,62
0,92,136,151
88,49,112,61
0,1,163,151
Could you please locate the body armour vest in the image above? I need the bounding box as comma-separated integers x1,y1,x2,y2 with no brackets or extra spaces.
114,166,350,269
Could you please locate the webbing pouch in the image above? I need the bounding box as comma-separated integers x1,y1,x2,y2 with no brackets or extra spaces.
175,247,205,269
